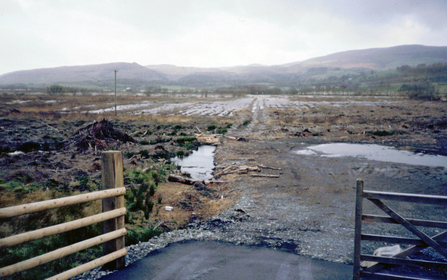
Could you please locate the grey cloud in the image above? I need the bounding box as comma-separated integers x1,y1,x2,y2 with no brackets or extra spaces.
0,0,446,75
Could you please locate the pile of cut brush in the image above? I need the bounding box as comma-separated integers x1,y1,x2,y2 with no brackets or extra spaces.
64,119,136,153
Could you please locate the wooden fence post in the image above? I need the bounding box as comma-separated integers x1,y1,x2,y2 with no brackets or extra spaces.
101,151,125,270
353,179,364,280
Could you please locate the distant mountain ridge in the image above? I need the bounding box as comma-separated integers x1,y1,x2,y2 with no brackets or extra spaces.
143,64,223,80
145,45,447,77
292,44,447,70
1,45,447,87
0,62,165,85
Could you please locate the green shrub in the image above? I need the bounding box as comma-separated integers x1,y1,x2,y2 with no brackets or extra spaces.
175,150,185,157
152,150,170,160
206,125,217,131
144,199,154,219
176,137,196,147
75,176,91,190
216,124,232,134
125,168,166,220
0,179,23,190
125,151,137,159
125,227,162,246
216,129,225,134
138,150,150,159
366,130,395,137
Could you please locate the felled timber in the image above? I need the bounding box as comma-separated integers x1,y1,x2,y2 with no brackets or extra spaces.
258,164,282,170
204,180,225,184
239,166,260,172
195,133,221,144
249,174,280,178
194,133,247,144
168,174,202,185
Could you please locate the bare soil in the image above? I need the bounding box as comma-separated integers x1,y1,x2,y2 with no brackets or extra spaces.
1,94,447,270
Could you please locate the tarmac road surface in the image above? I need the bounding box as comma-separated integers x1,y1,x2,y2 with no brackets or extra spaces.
102,240,352,280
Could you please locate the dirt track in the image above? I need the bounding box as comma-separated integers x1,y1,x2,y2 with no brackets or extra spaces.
202,95,447,264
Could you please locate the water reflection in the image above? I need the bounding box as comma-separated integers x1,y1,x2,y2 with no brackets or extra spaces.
171,145,216,180
296,143,447,168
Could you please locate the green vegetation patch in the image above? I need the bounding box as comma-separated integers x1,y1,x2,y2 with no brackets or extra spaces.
0,179,23,190
0,196,102,280
175,150,185,157
206,125,217,131
399,83,439,100
123,168,166,245
217,124,232,135
176,137,197,149
126,226,162,246
366,130,396,137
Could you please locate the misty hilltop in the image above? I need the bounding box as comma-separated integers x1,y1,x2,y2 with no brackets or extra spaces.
1,44,447,88
0,62,166,85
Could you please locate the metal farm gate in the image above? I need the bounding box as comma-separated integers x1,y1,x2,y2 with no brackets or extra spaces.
353,179,447,280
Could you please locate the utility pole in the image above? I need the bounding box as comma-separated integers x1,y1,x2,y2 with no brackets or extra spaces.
114,70,118,117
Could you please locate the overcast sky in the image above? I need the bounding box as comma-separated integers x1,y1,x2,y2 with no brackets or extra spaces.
1,0,447,75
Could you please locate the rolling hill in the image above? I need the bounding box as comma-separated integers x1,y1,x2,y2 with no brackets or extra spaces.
1,45,447,88
143,64,224,80
0,62,166,85
287,44,447,71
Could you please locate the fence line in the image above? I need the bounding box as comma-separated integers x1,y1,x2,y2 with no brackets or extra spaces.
46,248,128,280
353,179,447,280
0,208,126,249
0,229,127,277
0,188,126,218
0,150,127,279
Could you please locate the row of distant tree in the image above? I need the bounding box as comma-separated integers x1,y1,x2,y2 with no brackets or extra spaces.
46,85,87,96
397,63,447,76
398,83,439,100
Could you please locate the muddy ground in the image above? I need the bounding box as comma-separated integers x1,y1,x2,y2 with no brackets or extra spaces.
1,93,447,271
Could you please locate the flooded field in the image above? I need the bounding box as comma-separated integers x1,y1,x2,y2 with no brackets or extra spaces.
6,94,414,119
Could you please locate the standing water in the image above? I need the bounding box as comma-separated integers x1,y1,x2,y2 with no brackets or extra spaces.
295,143,447,168
171,145,216,180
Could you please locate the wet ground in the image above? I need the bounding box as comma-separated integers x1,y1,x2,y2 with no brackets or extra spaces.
212,138,447,263
102,240,352,280
209,95,447,265
1,93,447,276
295,143,447,168
171,145,216,181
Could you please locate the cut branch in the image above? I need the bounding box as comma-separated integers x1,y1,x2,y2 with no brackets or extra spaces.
168,174,202,185
250,174,280,178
